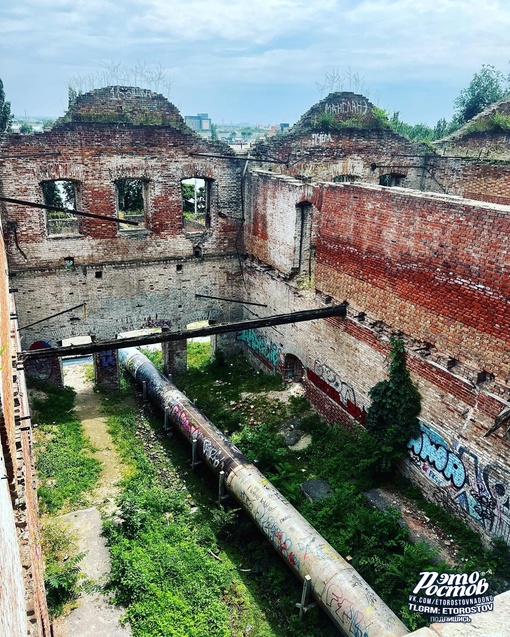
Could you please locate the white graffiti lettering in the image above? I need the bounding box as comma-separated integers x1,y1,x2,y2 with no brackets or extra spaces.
311,132,333,145
202,438,225,469
110,86,153,100
324,99,368,116
408,422,510,542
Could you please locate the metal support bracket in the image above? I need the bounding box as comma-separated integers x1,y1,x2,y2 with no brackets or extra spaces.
295,575,316,619
191,436,202,471
218,470,229,506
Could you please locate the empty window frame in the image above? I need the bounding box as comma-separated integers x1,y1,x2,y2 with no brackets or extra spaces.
42,179,80,236
181,178,212,231
333,174,360,183
379,173,405,187
293,202,313,279
116,178,147,230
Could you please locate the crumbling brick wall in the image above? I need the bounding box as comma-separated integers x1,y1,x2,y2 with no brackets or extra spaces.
0,89,245,351
0,219,50,636
241,168,509,544
315,183,509,382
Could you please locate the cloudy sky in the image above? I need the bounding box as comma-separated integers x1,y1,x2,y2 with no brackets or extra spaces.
1,0,510,127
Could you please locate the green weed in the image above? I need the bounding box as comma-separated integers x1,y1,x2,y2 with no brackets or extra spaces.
100,389,309,636
31,381,101,513
41,509,86,617
187,339,211,369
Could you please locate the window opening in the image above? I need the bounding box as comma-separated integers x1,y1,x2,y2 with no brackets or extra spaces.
293,202,313,279
333,175,360,183
181,178,212,232
379,173,405,187
61,336,93,382
116,178,146,230
42,179,80,236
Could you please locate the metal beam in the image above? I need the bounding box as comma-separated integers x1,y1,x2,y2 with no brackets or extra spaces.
195,293,267,307
18,303,86,331
20,303,347,360
190,152,287,164
0,196,139,226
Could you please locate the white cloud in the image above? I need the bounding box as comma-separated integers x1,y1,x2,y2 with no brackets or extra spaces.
1,0,510,122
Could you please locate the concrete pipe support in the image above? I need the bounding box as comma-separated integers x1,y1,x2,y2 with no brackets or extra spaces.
118,346,409,637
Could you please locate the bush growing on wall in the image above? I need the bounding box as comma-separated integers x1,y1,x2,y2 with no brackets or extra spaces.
366,336,421,472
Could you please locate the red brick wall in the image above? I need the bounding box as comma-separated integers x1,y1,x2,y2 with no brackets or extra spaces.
0,223,16,477
244,171,318,274
0,122,241,270
0,220,50,636
315,183,510,383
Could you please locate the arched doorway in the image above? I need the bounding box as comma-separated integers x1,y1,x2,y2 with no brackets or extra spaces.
284,354,304,382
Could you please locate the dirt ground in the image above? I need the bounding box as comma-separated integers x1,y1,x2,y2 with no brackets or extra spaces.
52,362,131,637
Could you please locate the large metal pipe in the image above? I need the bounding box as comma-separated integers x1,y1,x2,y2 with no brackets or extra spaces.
119,346,409,637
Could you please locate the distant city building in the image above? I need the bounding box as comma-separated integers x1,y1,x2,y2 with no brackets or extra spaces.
280,123,290,132
185,113,212,139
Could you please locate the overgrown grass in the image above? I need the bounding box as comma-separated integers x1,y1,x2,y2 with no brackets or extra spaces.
100,385,329,637
41,519,86,617
187,339,211,368
103,351,509,633
30,380,101,617
31,380,101,513
172,354,509,631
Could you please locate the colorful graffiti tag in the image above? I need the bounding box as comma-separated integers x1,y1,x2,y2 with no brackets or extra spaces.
325,583,369,637
170,402,198,440
407,423,465,489
25,341,54,381
253,499,300,569
306,361,367,424
408,422,510,542
99,349,116,368
236,329,282,368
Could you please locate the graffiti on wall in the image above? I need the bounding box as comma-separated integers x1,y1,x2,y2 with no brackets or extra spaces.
324,99,368,116
142,316,172,329
408,422,510,542
25,341,54,380
311,132,333,145
99,350,116,368
110,86,153,100
236,329,282,368
306,361,367,424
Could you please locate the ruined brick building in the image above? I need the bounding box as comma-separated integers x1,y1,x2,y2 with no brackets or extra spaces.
0,87,509,634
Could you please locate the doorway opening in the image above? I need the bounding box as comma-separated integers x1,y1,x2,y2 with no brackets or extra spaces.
186,320,212,369
284,354,304,382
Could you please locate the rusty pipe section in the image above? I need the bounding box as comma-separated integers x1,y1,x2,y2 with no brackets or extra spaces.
119,346,409,637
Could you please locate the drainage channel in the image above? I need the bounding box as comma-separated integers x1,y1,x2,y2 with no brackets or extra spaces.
119,346,409,637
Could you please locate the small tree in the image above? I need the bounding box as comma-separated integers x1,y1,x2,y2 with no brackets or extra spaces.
0,79,13,132
454,65,509,124
366,336,421,471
